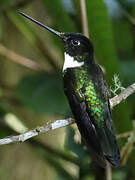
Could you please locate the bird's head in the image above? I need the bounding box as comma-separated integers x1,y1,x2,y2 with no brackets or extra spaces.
19,12,94,65
61,32,93,58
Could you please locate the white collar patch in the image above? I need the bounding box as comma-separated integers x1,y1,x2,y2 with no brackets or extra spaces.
63,53,84,71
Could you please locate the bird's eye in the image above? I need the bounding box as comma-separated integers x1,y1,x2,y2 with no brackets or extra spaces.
71,40,80,46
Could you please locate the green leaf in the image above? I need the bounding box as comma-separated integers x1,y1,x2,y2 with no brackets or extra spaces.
86,0,119,81
120,61,135,85
113,20,134,56
16,73,69,115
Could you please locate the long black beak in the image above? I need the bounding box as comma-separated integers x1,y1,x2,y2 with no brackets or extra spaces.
19,11,62,38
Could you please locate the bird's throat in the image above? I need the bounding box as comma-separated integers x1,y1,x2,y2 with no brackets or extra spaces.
63,53,84,72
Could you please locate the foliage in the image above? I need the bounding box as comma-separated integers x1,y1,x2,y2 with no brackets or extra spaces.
0,0,135,179
17,73,69,114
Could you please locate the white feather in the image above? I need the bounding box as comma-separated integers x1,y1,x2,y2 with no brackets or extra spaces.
63,53,84,71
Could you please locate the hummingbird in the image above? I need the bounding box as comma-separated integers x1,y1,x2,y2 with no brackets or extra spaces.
19,12,120,167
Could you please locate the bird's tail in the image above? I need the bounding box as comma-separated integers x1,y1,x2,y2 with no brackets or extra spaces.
97,125,120,167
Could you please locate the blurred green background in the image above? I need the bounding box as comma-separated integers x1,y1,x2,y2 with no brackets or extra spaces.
0,0,135,179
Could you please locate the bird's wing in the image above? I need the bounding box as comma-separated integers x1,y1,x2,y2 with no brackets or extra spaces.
85,64,120,166
64,84,106,167
97,103,120,166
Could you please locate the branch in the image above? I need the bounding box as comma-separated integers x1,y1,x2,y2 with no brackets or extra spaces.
105,161,112,180
0,43,45,72
0,82,135,145
6,12,60,70
80,0,89,38
0,118,74,145
110,83,135,108
120,132,135,166
117,130,134,139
